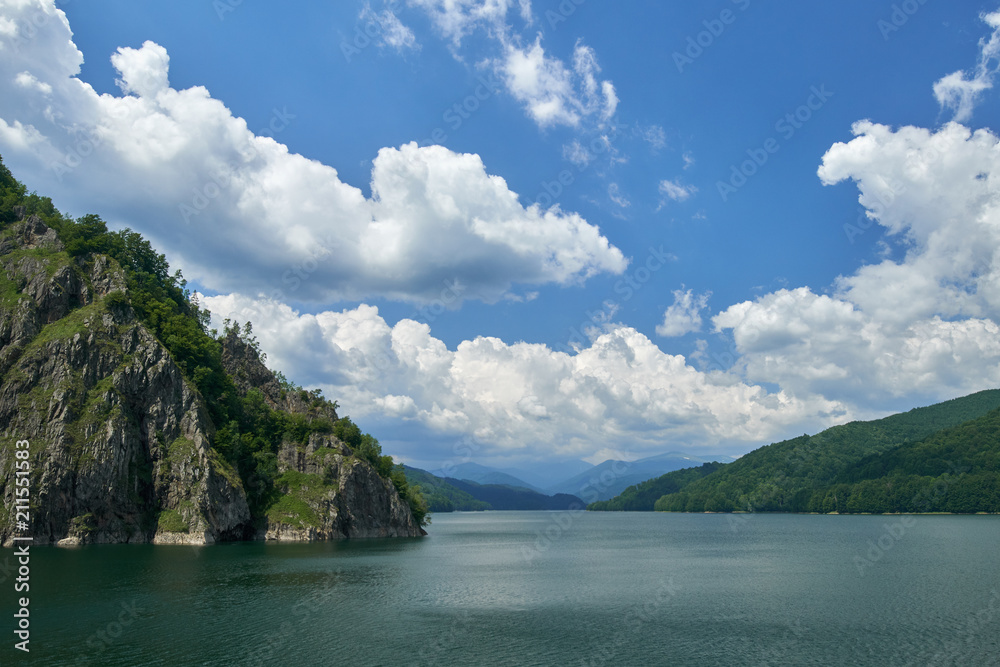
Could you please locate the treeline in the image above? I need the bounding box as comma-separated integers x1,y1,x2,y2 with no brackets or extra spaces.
587,389,1000,515
402,467,491,512
588,463,723,511
652,391,1000,514
0,155,427,527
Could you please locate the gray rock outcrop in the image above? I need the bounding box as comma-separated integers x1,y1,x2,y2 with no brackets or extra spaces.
0,216,423,545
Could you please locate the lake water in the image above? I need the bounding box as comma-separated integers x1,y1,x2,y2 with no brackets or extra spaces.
8,512,1000,666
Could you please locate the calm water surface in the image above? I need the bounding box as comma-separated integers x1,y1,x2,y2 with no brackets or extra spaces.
10,512,1000,666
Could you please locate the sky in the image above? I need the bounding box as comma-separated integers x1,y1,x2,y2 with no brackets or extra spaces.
2,0,1000,472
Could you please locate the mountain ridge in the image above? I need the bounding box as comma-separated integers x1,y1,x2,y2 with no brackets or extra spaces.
0,156,426,545
589,389,1000,513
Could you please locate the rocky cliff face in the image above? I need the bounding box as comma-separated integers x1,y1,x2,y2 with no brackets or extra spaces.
220,331,425,541
0,215,422,545
264,433,422,541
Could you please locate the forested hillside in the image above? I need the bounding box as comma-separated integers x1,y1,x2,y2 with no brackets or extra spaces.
587,462,723,511
402,466,490,512
652,391,1000,514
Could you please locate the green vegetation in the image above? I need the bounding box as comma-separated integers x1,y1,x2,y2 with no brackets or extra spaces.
645,390,1000,514
0,154,428,528
157,510,190,534
402,466,490,512
25,301,105,348
266,470,330,530
69,513,96,535
265,494,321,530
588,462,724,511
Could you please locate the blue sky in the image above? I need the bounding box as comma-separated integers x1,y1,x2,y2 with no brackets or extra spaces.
3,0,1000,471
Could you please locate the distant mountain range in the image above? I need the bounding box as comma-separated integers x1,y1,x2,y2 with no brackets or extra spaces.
590,389,1000,514
403,466,582,512
546,451,736,501
424,452,738,504
430,462,545,493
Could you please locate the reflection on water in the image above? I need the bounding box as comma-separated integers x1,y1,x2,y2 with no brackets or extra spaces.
9,512,1000,666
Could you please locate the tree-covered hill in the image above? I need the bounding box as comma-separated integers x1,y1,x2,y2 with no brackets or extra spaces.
650,390,1000,514
803,407,1000,513
444,478,584,510
587,462,724,511
402,466,490,512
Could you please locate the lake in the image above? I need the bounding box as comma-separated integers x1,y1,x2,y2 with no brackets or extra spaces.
8,512,1000,666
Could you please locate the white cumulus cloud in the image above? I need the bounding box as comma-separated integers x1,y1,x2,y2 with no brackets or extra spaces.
0,1,626,305
204,294,848,463
713,120,1000,407
360,4,419,52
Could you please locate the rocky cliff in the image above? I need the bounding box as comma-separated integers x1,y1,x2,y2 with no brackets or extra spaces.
0,212,423,545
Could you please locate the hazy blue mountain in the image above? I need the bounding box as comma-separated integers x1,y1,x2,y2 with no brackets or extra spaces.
430,462,542,492
402,466,491,512
548,452,733,502
497,459,594,490
443,478,584,511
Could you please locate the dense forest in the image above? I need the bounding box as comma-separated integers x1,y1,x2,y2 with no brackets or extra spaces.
403,466,586,511
587,462,724,511
0,155,428,528
402,466,491,512
590,390,1000,514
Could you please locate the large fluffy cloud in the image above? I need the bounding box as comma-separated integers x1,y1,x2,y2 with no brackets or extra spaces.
713,121,1000,406
0,1,625,305
716,15,1000,408
205,294,847,462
